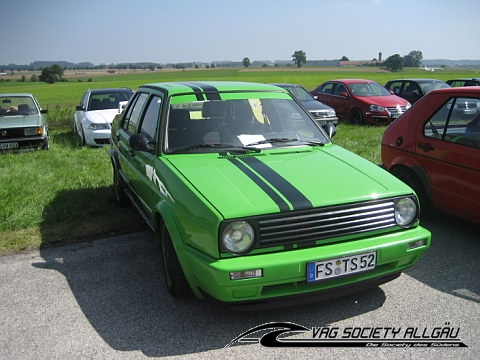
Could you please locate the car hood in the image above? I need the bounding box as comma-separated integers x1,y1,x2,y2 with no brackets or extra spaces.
165,145,411,219
358,95,409,106
0,114,43,128
301,99,334,111
85,109,120,124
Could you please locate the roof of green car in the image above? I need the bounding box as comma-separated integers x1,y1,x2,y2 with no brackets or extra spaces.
140,81,288,96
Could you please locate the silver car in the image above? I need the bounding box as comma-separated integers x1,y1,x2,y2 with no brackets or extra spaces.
0,93,49,152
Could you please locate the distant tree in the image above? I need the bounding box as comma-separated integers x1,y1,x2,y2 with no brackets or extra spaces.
242,57,251,68
39,64,64,84
292,50,307,68
340,56,349,61
404,50,423,67
384,54,404,72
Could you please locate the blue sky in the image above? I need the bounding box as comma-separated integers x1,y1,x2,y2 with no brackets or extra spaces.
2,0,479,65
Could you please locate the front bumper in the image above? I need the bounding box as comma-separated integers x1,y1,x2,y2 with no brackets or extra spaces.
0,136,48,151
179,226,430,307
83,128,111,146
313,116,338,126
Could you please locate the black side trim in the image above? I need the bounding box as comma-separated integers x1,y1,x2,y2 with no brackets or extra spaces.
228,158,290,212
241,157,313,210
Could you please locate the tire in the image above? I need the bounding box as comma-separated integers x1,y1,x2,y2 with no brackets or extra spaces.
160,225,191,298
351,109,364,124
391,166,431,215
112,162,129,207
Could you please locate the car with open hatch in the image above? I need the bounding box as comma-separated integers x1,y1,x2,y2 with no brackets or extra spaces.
384,78,450,104
382,87,480,225
0,93,49,152
109,81,431,309
310,79,411,124
73,87,134,146
269,83,338,126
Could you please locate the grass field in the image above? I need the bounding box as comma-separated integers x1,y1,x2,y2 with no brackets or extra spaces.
1,66,478,254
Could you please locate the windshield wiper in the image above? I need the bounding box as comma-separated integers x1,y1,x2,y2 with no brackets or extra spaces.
302,140,325,146
246,137,298,146
171,143,261,154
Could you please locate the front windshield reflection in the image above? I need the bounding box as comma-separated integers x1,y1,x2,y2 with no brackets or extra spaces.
166,98,329,153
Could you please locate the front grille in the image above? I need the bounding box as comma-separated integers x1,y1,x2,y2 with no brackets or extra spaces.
386,106,408,116
310,110,333,119
0,128,25,139
256,198,397,247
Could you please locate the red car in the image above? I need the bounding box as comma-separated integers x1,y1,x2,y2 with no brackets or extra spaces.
311,79,411,124
381,87,480,224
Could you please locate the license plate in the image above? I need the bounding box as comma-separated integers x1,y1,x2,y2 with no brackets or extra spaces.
0,142,19,149
307,251,376,283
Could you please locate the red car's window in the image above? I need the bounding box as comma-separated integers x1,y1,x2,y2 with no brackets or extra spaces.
424,97,480,149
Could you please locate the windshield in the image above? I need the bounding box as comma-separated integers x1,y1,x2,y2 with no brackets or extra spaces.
166,95,329,153
87,91,133,111
0,95,39,116
284,86,314,102
348,82,391,97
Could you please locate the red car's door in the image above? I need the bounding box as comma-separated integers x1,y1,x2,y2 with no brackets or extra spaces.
416,98,480,223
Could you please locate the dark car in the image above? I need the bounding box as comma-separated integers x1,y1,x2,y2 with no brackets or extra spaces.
311,79,411,124
385,78,450,104
0,93,49,152
381,87,480,225
446,78,480,87
269,83,338,126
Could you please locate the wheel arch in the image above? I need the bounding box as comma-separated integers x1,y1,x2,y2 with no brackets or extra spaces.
153,203,202,298
389,163,433,213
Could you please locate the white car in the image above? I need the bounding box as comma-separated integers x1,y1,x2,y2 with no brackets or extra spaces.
74,88,133,146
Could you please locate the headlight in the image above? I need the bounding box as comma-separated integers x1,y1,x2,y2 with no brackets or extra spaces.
327,109,336,117
370,104,386,112
87,123,109,130
406,102,412,110
394,197,418,227
24,127,43,136
222,221,255,254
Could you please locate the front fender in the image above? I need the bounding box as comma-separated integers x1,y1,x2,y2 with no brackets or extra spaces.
154,201,204,298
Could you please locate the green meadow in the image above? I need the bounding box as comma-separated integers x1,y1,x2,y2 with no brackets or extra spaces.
1,66,478,254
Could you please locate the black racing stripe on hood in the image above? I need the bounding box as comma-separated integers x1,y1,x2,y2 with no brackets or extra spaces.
228,158,290,212
192,82,221,100
179,82,204,101
240,156,313,210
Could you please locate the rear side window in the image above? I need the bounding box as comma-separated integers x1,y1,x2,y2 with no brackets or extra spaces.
424,97,480,148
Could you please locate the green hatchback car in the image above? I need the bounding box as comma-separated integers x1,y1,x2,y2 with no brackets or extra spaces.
110,81,431,309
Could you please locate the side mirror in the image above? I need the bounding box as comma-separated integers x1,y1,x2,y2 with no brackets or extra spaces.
339,92,349,98
41,109,48,114
129,133,155,153
118,101,128,114
75,105,85,111
322,123,337,138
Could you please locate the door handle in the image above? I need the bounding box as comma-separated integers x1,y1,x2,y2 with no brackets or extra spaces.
418,143,434,152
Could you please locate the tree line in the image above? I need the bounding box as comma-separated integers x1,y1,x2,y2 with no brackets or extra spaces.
245,50,423,71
